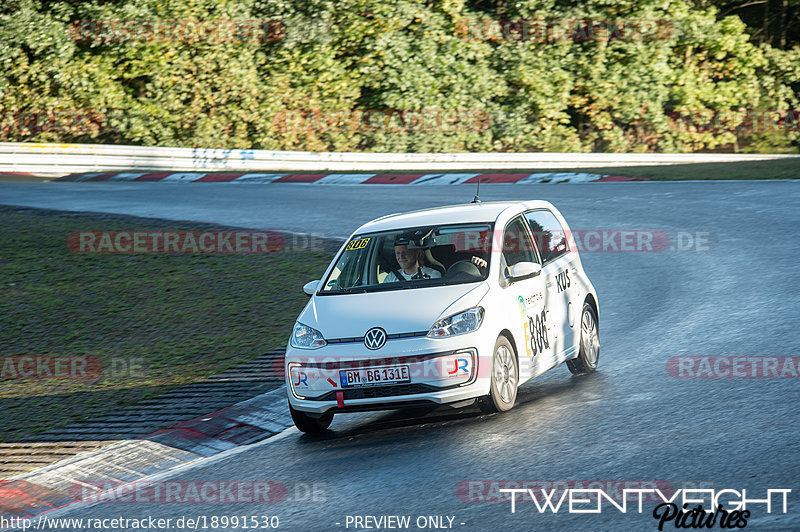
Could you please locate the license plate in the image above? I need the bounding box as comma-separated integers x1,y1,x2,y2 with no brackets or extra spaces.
339,365,410,388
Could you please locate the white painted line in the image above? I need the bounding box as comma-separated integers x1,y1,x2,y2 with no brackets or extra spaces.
42,426,298,521
15,386,295,524
107,172,148,181
516,172,606,184
410,173,479,185
159,172,208,182
562,173,608,183
9,440,199,490
232,173,287,183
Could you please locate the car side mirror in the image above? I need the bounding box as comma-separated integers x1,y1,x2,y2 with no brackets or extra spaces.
506,262,542,282
303,280,320,296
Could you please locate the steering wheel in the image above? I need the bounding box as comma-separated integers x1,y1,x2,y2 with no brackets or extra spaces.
446,260,482,280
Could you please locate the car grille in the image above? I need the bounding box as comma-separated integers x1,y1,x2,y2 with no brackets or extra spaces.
308,383,442,401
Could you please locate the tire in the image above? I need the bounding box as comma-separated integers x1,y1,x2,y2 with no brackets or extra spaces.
289,403,334,433
478,336,518,413
567,302,600,375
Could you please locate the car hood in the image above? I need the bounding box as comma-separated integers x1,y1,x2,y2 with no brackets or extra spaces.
299,282,489,339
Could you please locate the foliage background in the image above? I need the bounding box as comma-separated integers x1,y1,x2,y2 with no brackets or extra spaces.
0,0,798,153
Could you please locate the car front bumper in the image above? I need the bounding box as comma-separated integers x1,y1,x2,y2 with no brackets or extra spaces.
285,333,494,414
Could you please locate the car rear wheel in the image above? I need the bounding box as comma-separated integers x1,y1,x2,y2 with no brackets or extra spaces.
478,336,518,413
289,403,334,433
567,302,599,375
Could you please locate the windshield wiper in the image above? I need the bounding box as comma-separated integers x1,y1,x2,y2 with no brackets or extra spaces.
322,287,368,294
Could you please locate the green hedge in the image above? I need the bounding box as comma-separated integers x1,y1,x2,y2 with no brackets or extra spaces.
1,0,798,153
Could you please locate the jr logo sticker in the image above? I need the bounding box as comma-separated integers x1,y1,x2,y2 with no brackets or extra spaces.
448,358,470,375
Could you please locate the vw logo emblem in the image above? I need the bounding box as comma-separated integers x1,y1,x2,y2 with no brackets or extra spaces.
364,327,387,350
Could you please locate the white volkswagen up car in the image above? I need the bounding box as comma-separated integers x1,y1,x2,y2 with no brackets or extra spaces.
285,201,599,433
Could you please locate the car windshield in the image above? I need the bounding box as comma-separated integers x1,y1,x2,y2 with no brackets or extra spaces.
320,223,494,294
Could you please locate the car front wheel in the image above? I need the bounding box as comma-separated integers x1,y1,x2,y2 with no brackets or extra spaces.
289,402,334,433
567,302,599,375
478,336,518,413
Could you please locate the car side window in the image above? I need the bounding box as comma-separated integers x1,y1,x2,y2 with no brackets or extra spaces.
502,216,538,268
525,210,569,264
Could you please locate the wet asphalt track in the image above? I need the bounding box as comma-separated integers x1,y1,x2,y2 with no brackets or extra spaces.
1,180,799,531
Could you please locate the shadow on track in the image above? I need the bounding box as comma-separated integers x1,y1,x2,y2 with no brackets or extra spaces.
293,368,608,443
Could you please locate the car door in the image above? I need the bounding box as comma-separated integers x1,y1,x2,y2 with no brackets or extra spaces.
524,209,577,363
499,215,553,380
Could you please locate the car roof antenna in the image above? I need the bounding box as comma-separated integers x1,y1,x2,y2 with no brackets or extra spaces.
471,176,481,203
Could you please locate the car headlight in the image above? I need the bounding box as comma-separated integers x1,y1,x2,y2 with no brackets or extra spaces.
291,322,327,349
427,307,485,338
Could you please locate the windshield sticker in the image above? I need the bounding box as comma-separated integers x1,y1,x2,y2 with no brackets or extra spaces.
345,238,370,251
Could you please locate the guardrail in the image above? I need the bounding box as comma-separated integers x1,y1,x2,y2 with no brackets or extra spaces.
1,142,798,177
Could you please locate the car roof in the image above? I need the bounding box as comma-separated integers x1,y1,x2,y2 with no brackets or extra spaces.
355,200,554,234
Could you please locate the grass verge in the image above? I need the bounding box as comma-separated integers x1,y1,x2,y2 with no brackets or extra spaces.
546,158,800,180
406,158,799,179
0,206,334,442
